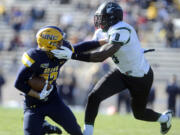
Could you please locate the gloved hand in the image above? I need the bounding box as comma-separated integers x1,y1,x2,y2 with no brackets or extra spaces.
39,80,53,100
51,46,73,60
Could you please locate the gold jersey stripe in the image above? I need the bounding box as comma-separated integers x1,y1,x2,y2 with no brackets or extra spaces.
70,45,75,53
22,53,35,67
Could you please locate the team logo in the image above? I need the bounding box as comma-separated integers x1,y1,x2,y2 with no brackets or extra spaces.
41,34,58,40
40,63,49,68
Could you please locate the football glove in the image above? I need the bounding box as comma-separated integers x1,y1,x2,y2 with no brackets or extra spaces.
51,46,73,60
39,80,53,100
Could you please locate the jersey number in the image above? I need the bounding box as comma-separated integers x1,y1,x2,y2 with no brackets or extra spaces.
40,72,58,84
115,33,120,41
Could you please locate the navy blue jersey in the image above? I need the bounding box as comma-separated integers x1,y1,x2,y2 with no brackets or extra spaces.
14,40,100,106
15,42,73,106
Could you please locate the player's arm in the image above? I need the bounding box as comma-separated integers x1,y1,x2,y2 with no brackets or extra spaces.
52,39,108,60
14,52,40,99
73,39,107,53
72,28,130,62
51,29,129,61
14,65,40,99
72,43,121,62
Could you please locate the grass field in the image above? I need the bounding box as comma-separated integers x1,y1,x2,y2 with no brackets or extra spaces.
0,107,180,135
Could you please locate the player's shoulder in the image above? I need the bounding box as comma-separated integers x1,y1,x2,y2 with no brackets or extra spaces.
25,48,45,59
22,48,45,67
108,22,132,45
109,21,132,34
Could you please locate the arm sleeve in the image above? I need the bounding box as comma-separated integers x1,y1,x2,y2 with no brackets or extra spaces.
14,65,34,94
14,51,38,94
73,40,101,53
72,44,121,62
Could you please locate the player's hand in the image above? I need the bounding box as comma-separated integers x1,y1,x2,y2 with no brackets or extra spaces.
51,46,73,60
39,80,53,100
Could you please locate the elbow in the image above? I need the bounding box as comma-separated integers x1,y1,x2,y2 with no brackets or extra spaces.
14,80,20,90
14,79,23,91
89,53,108,62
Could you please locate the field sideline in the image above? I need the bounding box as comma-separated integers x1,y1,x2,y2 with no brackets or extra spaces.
0,107,180,135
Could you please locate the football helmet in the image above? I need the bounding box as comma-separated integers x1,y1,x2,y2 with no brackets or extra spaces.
36,26,65,51
94,1,123,32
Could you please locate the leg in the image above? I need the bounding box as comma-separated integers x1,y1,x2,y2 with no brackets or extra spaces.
125,95,131,113
85,69,126,124
168,104,176,117
124,68,172,134
126,68,161,121
47,96,82,135
84,69,126,135
117,94,123,113
23,108,44,135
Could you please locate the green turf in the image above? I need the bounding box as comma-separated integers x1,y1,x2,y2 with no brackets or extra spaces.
0,107,180,135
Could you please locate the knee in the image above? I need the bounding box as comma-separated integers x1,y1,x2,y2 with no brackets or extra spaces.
88,92,101,104
132,110,145,120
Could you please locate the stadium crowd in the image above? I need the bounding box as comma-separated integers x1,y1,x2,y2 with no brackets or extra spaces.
0,0,179,51
0,0,180,117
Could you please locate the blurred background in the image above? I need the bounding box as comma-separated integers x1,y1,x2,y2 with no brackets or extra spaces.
0,0,180,117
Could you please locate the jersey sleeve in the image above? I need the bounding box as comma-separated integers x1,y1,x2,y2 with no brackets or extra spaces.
22,52,35,68
108,28,131,45
73,41,100,53
14,65,33,94
21,49,41,71
14,49,39,94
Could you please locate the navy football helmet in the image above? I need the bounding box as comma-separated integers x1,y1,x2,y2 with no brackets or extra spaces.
94,1,123,32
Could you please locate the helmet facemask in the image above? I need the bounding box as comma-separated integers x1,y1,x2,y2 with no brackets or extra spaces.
94,2,123,32
94,14,111,32
48,39,63,50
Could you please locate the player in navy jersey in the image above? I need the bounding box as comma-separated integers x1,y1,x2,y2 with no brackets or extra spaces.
14,25,107,135
51,2,172,135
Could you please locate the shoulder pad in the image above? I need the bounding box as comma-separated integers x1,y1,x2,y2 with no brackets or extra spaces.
109,27,131,45
21,49,38,67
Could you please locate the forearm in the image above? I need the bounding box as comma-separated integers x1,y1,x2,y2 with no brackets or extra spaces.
14,65,33,94
74,39,107,53
72,44,121,62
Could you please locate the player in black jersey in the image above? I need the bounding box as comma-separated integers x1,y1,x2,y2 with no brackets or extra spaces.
50,2,173,135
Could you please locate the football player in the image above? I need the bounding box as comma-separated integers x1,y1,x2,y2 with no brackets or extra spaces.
51,2,172,135
14,26,107,135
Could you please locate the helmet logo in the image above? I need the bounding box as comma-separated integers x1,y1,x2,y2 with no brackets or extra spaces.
106,3,113,13
41,34,58,40
106,7,113,13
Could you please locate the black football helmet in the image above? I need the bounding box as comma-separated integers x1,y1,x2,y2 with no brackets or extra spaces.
94,1,123,32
